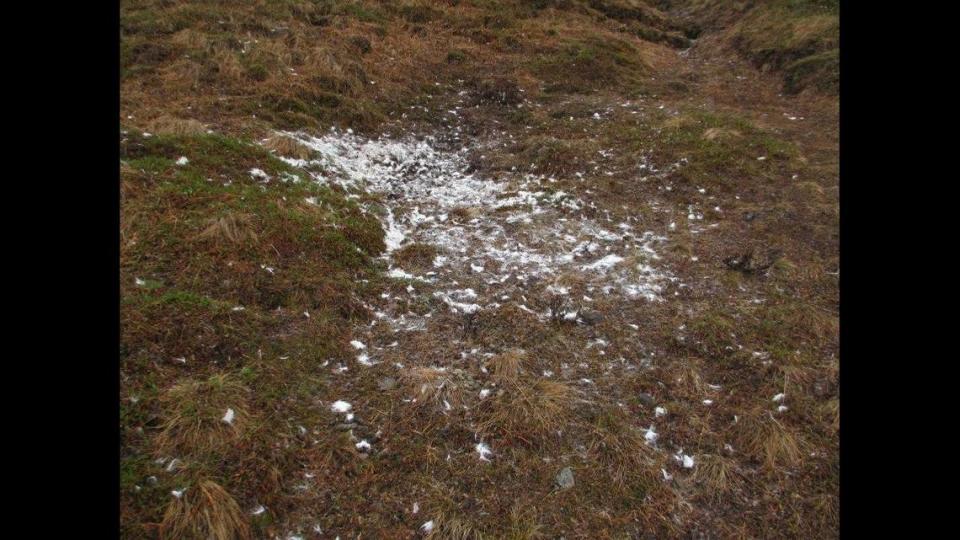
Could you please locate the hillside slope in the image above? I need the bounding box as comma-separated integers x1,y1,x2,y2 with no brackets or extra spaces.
663,0,839,94
120,2,839,538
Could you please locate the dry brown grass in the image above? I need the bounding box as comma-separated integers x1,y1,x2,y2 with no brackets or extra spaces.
261,134,315,160
736,411,802,471
426,514,486,540
820,398,839,434
402,366,465,413
122,1,838,536
691,453,742,496
156,374,252,457
393,242,439,270
506,505,543,540
702,127,742,141
197,213,259,245
159,480,252,540
488,348,527,383
587,412,661,489
149,115,208,136
670,358,708,397
478,379,577,444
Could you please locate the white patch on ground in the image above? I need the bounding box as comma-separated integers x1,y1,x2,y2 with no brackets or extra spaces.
330,400,352,413
272,129,676,324
644,425,658,444
675,451,696,469
249,168,270,181
475,442,493,461
222,408,235,425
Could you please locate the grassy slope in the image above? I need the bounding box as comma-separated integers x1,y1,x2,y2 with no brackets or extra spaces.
664,0,839,94
121,1,838,538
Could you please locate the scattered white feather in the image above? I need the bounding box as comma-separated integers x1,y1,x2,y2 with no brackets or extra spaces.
222,408,235,425
475,442,493,461
175,156,189,166
330,400,352,413
350,340,366,350
249,168,270,180
420,520,435,533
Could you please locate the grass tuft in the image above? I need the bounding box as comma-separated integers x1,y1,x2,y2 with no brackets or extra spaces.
489,348,527,383
198,213,259,245
736,411,803,470
478,379,577,445
159,479,252,540
156,374,252,457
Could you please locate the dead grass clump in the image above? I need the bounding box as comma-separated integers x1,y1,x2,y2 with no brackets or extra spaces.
393,242,439,270
157,374,252,456
426,513,485,540
198,213,260,245
469,76,523,106
518,136,578,176
150,116,208,136
473,303,545,347
205,47,246,87
820,398,839,434
669,359,707,396
702,127,742,141
170,28,209,50
506,504,543,539
691,454,742,496
736,411,802,470
159,480,252,540
402,367,464,413
478,379,577,444
261,134,315,160
489,348,527,383
586,410,660,488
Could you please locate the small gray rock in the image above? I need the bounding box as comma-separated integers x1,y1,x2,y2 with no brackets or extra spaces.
555,467,575,490
638,393,656,407
378,377,398,391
